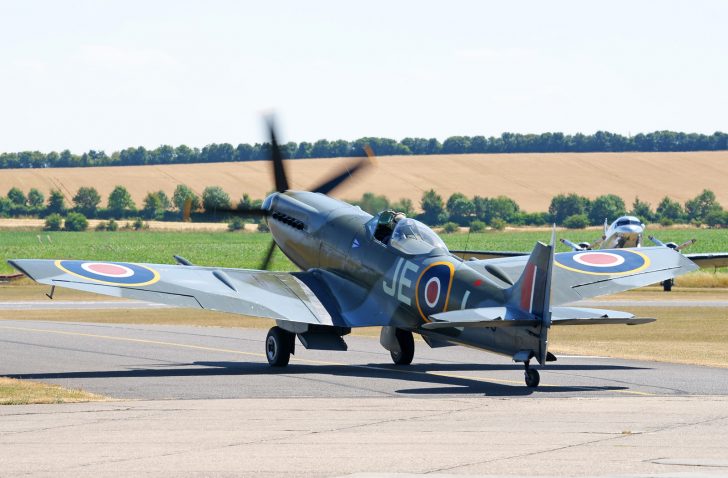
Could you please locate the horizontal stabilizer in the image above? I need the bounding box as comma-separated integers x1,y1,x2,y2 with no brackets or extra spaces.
422,307,538,330
552,306,654,325
422,306,653,330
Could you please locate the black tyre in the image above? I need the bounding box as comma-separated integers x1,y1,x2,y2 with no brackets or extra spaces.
525,368,540,388
390,328,415,365
266,326,294,367
663,279,673,292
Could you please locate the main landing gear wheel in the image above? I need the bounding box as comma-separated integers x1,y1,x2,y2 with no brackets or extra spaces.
266,326,294,367
662,279,673,292
390,328,414,365
524,363,540,388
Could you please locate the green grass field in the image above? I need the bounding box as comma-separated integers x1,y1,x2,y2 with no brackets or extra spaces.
1,227,727,275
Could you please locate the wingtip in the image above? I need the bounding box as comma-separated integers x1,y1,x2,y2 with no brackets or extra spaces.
6,259,30,278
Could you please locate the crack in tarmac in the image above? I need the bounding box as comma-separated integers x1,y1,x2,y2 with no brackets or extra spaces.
45,402,481,474
423,410,728,474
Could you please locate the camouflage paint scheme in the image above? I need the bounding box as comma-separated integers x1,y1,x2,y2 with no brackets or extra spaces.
9,190,697,387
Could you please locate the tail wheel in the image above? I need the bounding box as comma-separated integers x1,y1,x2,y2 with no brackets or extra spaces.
266,326,294,367
390,328,414,365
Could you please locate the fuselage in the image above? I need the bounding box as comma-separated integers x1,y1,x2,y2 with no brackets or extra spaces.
263,191,542,357
601,216,644,249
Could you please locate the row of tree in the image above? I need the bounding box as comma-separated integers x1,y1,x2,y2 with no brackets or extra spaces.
0,184,249,221
354,189,728,228
2,185,727,228
2,130,727,169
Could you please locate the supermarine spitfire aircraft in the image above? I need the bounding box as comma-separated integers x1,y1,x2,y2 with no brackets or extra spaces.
8,122,699,388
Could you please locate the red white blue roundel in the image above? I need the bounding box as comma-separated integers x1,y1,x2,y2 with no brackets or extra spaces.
55,260,160,286
555,250,650,275
416,262,455,321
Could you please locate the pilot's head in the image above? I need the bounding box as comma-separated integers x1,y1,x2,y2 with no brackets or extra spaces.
378,210,396,227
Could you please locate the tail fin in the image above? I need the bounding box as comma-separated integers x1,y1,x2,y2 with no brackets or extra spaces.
506,228,555,364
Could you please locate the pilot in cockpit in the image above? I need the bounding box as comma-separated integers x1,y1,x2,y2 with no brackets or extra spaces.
374,210,406,244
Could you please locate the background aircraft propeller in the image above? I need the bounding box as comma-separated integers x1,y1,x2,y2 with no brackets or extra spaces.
649,235,697,251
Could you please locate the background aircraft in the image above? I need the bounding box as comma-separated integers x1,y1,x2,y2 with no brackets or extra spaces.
8,122,698,388
455,215,728,291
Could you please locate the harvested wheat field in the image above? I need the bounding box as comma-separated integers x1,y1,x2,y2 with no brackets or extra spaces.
1,151,727,211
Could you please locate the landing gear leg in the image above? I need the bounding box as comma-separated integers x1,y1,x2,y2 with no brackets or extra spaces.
524,360,540,388
390,328,414,365
266,326,295,367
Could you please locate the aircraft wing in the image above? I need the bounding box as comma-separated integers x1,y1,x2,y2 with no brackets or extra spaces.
450,250,527,261
684,253,728,269
8,259,340,327
465,246,698,305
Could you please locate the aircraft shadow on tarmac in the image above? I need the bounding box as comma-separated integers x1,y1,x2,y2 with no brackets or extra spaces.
10,360,644,397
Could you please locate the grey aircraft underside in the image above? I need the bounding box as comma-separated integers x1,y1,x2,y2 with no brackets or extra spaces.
8,123,699,388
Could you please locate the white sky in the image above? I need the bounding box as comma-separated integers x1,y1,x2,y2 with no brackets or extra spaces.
1,0,726,153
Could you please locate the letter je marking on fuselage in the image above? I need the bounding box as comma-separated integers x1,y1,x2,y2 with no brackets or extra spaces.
397,261,419,306
383,257,403,297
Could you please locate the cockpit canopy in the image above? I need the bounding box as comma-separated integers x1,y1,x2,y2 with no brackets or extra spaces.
389,218,448,255
614,216,644,228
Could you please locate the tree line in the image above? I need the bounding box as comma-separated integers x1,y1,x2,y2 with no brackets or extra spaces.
2,130,727,169
2,184,727,231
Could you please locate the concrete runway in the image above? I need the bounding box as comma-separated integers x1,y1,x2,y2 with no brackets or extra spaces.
2,319,728,476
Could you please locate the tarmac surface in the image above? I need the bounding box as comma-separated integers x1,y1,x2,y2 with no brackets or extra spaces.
2,319,728,476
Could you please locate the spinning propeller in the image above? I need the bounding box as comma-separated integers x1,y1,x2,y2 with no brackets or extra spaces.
228,118,374,269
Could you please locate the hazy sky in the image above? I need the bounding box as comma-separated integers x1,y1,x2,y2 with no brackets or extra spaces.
1,0,726,153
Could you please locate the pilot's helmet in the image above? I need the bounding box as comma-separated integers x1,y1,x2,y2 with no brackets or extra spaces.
378,210,395,226
393,212,406,223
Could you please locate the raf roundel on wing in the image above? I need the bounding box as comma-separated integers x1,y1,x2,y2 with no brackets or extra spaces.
554,250,650,275
55,260,160,286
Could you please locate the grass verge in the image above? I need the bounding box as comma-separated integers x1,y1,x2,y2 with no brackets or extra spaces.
550,306,728,368
0,377,107,405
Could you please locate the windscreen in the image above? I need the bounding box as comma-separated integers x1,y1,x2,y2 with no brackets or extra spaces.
390,218,448,255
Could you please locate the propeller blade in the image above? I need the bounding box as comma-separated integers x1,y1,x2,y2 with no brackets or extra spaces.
648,235,665,247
311,144,375,196
590,237,604,249
260,239,277,270
677,238,697,251
559,238,583,251
267,118,289,193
